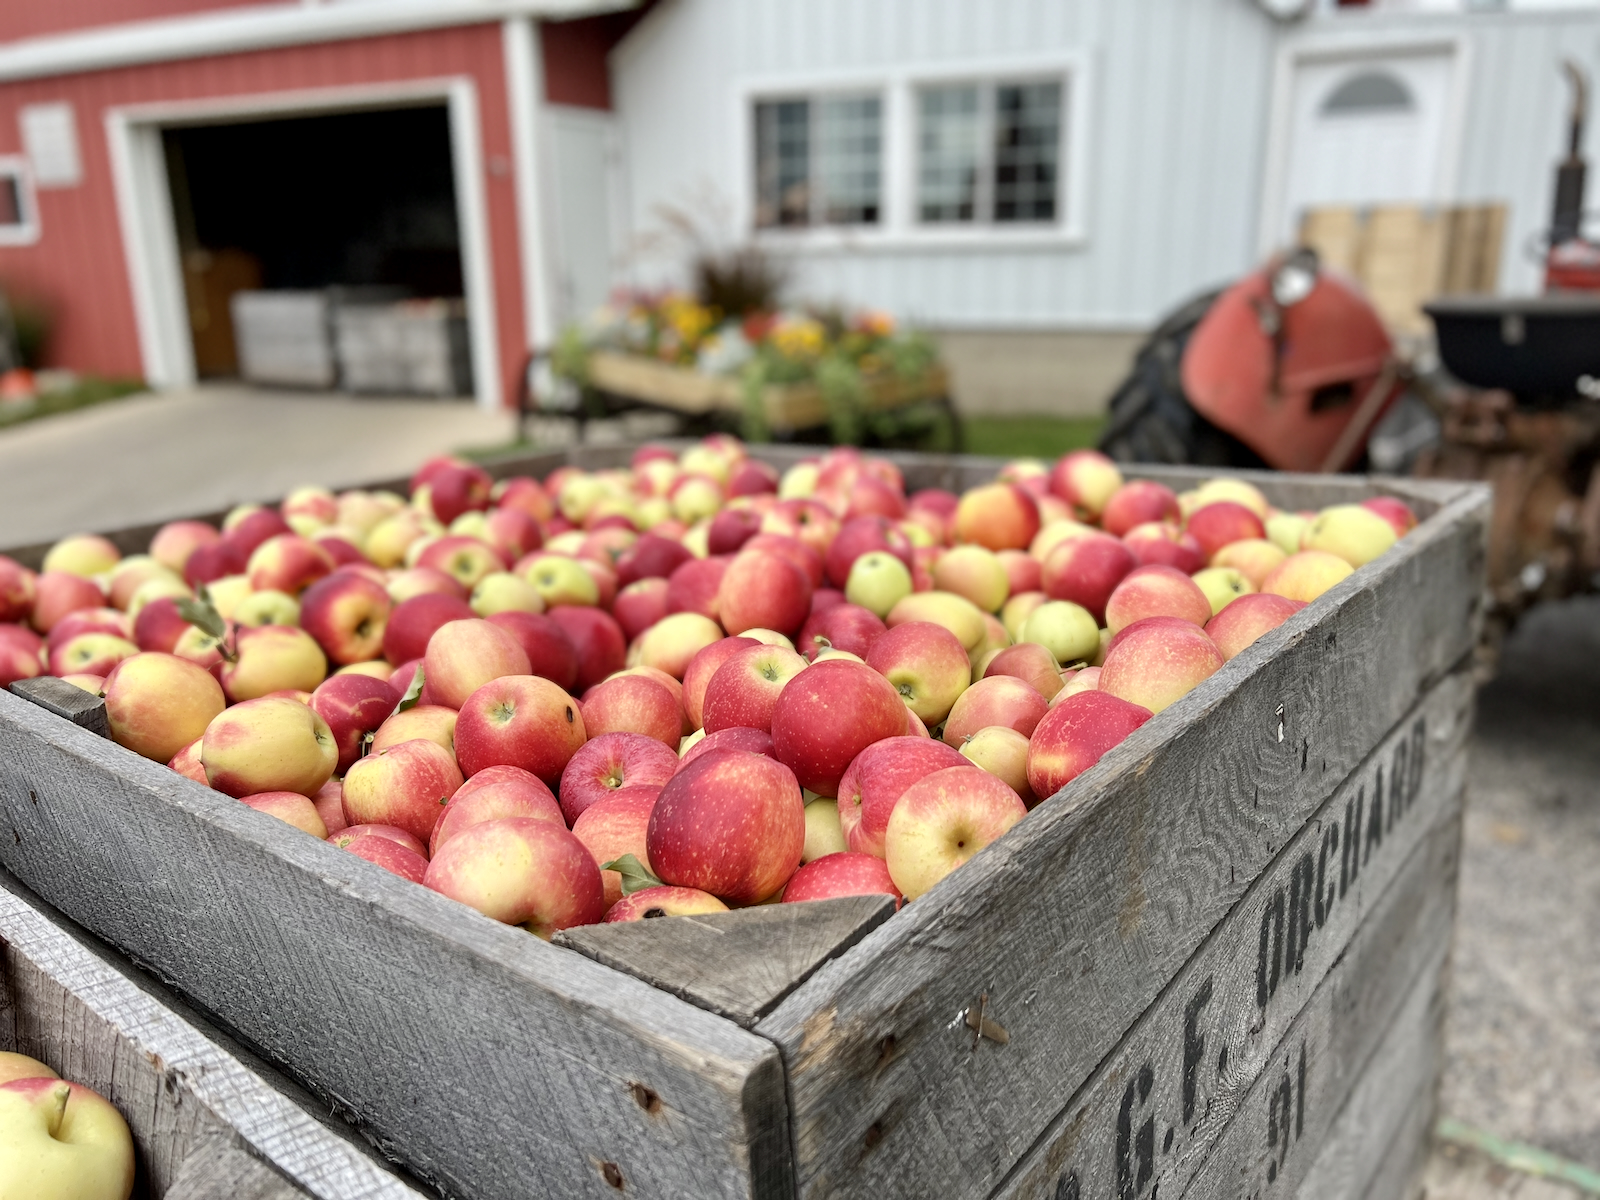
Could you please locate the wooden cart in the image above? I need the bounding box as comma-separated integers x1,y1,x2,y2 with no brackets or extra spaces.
0,447,1488,1200
0,870,425,1199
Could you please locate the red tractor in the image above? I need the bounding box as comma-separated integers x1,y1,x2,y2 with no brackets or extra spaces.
1099,62,1600,628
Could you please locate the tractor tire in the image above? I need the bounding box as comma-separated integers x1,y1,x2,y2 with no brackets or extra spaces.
1096,288,1268,470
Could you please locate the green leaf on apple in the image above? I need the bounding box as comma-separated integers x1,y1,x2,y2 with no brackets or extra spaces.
601,853,662,896
395,665,426,715
175,585,227,642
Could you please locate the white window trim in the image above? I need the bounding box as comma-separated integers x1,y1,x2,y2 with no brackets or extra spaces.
0,156,41,247
734,52,1092,254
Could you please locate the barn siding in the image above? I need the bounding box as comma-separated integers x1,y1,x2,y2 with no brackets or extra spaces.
611,0,1600,330
0,23,531,403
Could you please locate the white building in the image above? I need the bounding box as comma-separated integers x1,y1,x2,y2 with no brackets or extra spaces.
551,0,1600,412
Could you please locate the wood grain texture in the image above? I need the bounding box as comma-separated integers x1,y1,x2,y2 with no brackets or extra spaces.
9,676,109,737
554,896,896,1028
166,1135,309,1200
0,877,420,1200
754,486,1486,1200
992,669,1469,1199
0,689,791,1200
1183,929,1447,1200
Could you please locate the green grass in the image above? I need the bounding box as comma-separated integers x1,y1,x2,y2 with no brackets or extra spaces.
959,415,1105,460
0,377,146,430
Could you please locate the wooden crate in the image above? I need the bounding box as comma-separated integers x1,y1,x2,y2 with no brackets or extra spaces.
0,448,1489,1200
0,869,426,1199
584,351,951,430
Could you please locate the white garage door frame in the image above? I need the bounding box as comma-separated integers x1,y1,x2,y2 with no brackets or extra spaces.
1256,32,1473,259
105,76,503,409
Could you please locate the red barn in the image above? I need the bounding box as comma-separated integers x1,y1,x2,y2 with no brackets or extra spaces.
0,1,643,409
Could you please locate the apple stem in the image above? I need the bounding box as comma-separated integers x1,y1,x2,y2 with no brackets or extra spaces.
44,1081,69,1137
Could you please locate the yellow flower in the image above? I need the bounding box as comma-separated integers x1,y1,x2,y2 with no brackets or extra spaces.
772,316,826,360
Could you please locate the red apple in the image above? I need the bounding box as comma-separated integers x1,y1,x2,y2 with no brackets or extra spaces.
707,509,762,555
387,566,467,604
613,578,671,642
1099,617,1225,713
300,570,392,665
1186,501,1267,557
728,458,780,497
665,555,731,622
342,736,464,844
1048,450,1124,520
382,593,474,666
132,596,193,653
310,672,401,774
836,735,967,858
425,817,605,935
701,643,808,734
225,507,293,557
45,607,130,656
311,778,348,836
744,533,825,590
824,516,913,589
246,534,336,595
167,736,207,786
0,623,44,687
647,748,805,905
572,785,662,908
782,851,901,906
30,571,107,634
1122,522,1206,574
581,673,683,747
423,618,532,709
983,641,1064,699
1361,495,1418,538
1205,592,1306,660
431,764,563,856
717,549,812,637
769,657,908,797
416,536,506,591
558,731,678,824
335,830,430,883
103,651,226,764
149,520,221,575
797,603,886,663
760,500,839,560
996,549,1041,597
883,765,1027,899
241,791,328,839
201,696,337,799
1101,480,1181,537
864,619,971,726
547,605,626,692
486,610,579,690
680,636,758,729
615,534,693,587
1027,689,1154,799
942,674,1049,746
183,539,249,587
1040,533,1136,624
604,885,728,921
680,725,776,767
454,673,586,784
1104,564,1213,633
49,633,138,679
954,483,1041,552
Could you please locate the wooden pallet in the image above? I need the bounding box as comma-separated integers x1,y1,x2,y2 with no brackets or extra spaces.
0,447,1489,1200
0,871,425,1199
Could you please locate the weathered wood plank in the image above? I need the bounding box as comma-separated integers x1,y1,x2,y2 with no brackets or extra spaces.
9,676,109,737
555,895,896,1028
1179,926,1447,1200
991,668,1468,1199
166,1135,308,1200
0,688,791,1200
754,485,1486,1200
0,876,421,1200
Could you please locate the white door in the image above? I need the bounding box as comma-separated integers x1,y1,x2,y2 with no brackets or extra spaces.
1275,48,1459,242
547,107,620,326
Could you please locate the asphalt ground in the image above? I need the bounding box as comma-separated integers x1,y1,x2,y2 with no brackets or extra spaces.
2,387,1597,1197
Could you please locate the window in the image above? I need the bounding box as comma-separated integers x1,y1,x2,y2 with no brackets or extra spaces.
0,157,39,246
917,79,1063,225
1321,71,1414,117
754,93,882,228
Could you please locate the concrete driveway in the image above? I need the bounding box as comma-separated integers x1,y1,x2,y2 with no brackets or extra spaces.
0,385,517,547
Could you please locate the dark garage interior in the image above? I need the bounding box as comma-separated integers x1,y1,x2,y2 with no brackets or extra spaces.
163,104,464,377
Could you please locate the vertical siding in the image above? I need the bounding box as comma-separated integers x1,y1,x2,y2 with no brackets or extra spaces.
612,0,1600,330
0,23,529,401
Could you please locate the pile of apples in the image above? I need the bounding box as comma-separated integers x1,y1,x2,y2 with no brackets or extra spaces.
0,440,1415,936
0,1051,134,1200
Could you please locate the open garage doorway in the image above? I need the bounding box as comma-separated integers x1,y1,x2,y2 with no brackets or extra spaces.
108,82,501,407
163,103,467,388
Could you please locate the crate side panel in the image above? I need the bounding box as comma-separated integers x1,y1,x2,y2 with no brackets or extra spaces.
992,671,1467,1199
758,491,1485,1200
0,690,789,1200
0,883,418,1200
1178,928,1447,1200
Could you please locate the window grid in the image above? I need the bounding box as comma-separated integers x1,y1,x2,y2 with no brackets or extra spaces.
917,85,984,224
755,93,882,229
993,81,1061,223
915,77,1064,227
754,99,811,228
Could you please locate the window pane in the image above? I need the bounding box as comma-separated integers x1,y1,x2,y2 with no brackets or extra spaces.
994,81,1061,223
918,86,982,223
0,175,20,227
754,100,810,228
814,94,881,225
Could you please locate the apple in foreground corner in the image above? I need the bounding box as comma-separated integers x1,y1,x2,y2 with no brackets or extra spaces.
424,817,605,937
604,885,729,922
1205,592,1305,660
883,765,1027,900
0,1077,135,1200
782,851,901,906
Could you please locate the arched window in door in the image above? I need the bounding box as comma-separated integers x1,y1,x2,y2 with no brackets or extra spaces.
1321,70,1415,117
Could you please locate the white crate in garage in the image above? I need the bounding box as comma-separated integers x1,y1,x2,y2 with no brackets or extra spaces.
334,299,471,397
230,290,336,388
